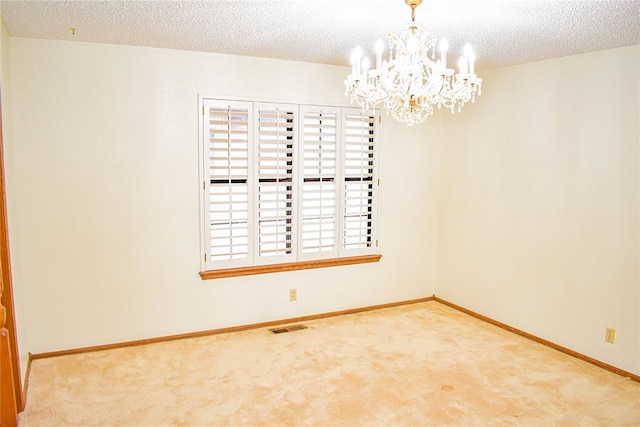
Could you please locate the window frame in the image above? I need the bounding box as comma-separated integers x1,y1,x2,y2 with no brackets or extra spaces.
199,96,382,278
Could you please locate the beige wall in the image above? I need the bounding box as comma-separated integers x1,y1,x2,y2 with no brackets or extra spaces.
436,45,640,374
4,38,439,356
1,18,29,383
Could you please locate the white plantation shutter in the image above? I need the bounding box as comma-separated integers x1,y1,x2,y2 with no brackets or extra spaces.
298,106,339,258
200,98,380,272
254,104,297,263
342,111,378,253
203,100,253,269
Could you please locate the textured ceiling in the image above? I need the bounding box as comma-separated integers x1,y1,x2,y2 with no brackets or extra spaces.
0,0,639,71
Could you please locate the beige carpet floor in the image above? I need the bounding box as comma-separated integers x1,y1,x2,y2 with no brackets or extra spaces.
19,301,640,426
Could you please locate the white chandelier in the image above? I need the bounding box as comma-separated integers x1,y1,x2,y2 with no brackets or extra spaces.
344,0,482,126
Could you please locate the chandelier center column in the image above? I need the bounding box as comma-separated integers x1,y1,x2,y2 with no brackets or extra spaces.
405,0,422,22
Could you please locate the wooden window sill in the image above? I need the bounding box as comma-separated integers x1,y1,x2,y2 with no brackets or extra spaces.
200,254,382,280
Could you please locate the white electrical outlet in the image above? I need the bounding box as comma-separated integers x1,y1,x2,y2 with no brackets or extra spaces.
289,288,297,302
605,327,616,344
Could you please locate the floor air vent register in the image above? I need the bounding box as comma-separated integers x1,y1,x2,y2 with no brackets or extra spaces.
269,324,308,334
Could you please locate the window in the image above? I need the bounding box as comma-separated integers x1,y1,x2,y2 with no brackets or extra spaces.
200,98,381,278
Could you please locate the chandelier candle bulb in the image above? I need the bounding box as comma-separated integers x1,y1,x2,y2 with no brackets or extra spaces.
361,57,371,80
352,46,362,76
375,40,384,70
458,56,467,75
439,38,448,68
464,43,475,75
469,51,476,76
